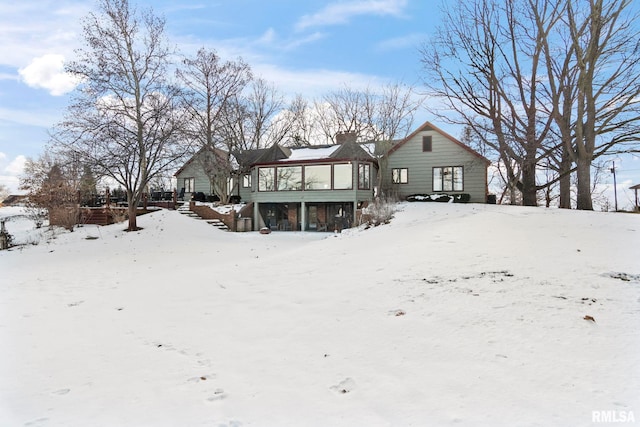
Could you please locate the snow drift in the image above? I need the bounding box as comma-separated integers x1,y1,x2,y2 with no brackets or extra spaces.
0,203,638,426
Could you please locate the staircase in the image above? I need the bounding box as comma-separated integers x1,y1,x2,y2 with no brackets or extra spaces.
177,204,229,231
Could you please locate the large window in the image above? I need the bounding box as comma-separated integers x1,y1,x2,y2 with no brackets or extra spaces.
277,166,302,191
433,166,463,191
358,163,370,189
392,168,408,184
255,163,358,191
242,174,251,188
258,167,275,191
333,163,353,190
304,165,331,190
183,177,195,193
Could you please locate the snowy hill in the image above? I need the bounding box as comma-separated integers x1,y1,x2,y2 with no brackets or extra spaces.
1,203,638,426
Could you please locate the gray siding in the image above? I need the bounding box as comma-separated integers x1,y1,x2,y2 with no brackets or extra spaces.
175,161,211,195
386,130,487,203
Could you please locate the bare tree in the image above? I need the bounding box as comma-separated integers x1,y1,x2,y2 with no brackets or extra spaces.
563,0,640,210
312,83,422,195
424,0,640,210
177,48,252,148
281,94,313,147
176,47,252,202
220,78,288,150
421,0,564,206
51,0,188,230
20,153,81,231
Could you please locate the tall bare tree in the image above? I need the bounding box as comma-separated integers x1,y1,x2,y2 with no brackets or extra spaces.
424,0,640,209
177,48,252,148
421,0,564,206
176,47,252,202
220,78,288,150
310,83,421,195
51,0,188,230
563,0,640,210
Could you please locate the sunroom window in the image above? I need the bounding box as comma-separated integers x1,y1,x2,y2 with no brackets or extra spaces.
258,167,275,191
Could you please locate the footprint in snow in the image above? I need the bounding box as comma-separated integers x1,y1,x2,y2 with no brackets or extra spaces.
206,389,226,402
330,377,356,395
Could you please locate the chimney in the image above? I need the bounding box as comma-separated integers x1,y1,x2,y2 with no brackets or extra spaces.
335,131,357,145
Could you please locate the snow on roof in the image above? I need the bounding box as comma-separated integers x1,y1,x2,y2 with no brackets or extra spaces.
280,145,340,162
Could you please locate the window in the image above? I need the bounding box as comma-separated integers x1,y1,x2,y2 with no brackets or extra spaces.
358,163,370,189
277,166,302,191
242,174,251,188
392,168,408,184
183,177,195,193
422,135,432,152
258,167,275,191
304,165,331,190
433,166,463,191
333,163,353,190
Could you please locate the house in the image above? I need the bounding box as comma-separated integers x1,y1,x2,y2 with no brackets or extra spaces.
173,145,234,202
174,121,490,231
384,121,490,203
234,132,377,231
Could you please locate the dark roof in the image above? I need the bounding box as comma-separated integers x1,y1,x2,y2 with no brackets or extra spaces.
331,140,374,161
239,140,376,168
630,184,640,190
233,148,269,169
0,195,28,206
174,145,228,176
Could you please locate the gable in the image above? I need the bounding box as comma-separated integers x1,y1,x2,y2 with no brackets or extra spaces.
330,140,375,162
388,121,490,165
174,145,229,177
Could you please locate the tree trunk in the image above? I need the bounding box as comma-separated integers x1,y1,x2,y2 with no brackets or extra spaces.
521,159,538,206
575,156,593,210
558,145,572,209
127,191,138,231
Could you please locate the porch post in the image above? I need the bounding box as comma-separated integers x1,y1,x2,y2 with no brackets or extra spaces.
353,200,358,227
301,201,306,231
253,202,259,231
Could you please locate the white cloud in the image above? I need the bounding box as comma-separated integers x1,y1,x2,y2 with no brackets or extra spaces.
252,63,387,98
4,155,26,176
0,154,27,194
376,33,428,51
0,1,88,68
18,54,79,96
257,28,277,45
282,32,327,50
295,0,408,31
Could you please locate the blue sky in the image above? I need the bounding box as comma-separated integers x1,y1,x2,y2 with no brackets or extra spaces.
0,0,434,193
1,0,638,208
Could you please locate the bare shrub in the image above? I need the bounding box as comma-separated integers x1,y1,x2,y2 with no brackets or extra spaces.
109,208,128,224
361,197,396,227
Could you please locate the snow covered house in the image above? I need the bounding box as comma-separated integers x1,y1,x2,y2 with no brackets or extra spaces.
174,121,490,231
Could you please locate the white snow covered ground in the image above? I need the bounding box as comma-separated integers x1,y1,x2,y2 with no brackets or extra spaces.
0,203,638,427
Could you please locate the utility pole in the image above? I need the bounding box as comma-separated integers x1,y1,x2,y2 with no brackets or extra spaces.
610,161,618,212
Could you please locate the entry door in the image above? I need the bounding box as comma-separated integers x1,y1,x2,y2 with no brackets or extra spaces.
327,203,353,231
307,205,318,230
